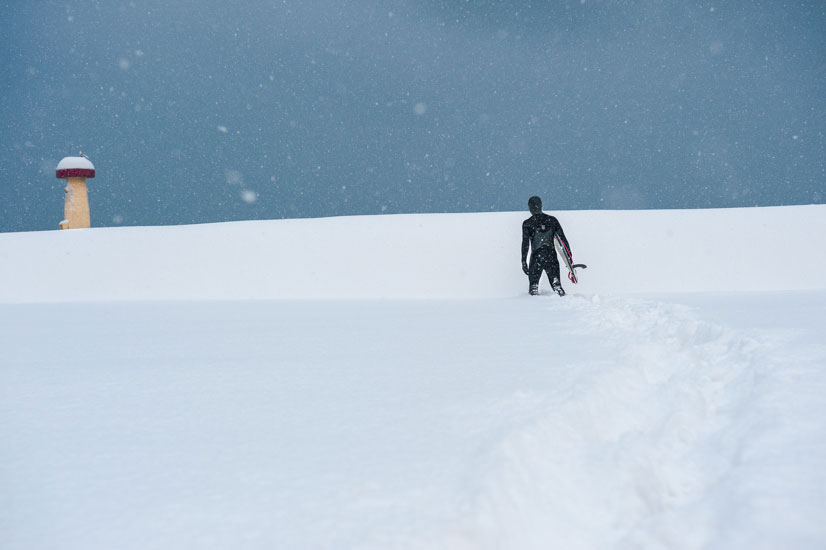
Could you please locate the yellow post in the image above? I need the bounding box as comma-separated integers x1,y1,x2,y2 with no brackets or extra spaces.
63,177,91,229
56,155,95,230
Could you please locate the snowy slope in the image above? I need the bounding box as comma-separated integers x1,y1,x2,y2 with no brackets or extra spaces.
2,206,826,550
1,204,825,302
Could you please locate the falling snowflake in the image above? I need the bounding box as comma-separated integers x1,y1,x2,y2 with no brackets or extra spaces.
225,169,243,186
240,189,258,203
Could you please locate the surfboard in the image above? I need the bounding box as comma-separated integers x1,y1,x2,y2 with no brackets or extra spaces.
554,234,587,284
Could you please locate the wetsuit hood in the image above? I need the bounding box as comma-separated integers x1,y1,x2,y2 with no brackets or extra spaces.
528,196,543,216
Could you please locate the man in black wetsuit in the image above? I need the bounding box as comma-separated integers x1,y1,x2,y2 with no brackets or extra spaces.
521,196,572,296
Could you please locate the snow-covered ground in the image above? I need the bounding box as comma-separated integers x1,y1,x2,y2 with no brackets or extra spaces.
1,206,825,549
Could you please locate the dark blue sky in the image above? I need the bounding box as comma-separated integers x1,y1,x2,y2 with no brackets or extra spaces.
2,0,824,232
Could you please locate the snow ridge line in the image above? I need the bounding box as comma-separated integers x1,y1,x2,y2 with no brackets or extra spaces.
448,296,762,550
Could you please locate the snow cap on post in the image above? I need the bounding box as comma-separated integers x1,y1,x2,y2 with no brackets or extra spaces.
56,156,95,179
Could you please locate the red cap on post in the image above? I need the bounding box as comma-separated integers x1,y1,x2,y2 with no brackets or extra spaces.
56,156,95,179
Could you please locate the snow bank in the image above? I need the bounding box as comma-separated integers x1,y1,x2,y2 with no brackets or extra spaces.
3,206,826,549
1,205,824,302
3,294,825,549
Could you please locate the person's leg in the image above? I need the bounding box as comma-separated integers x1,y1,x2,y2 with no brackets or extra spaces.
528,252,543,294
545,254,561,286
545,254,565,295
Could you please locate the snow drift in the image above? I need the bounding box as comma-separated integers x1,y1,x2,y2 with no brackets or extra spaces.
2,206,826,550
1,204,825,303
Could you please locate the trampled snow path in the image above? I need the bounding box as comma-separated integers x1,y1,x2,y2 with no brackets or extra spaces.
2,292,825,549
441,294,810,550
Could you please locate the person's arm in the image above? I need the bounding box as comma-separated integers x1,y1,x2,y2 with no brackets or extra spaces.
521,221,530,274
